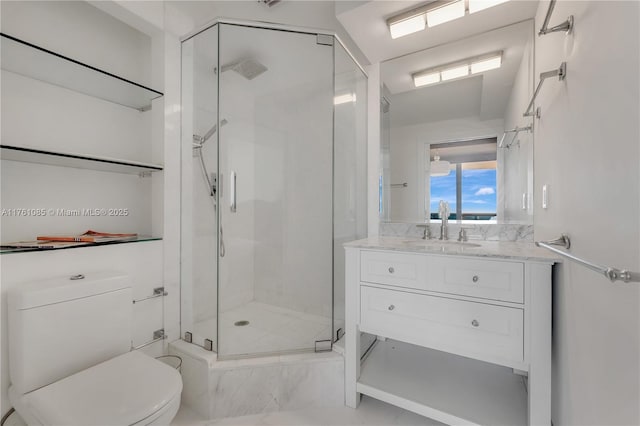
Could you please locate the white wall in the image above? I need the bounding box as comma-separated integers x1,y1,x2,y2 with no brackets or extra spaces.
388,117,504,222
532,1,640,424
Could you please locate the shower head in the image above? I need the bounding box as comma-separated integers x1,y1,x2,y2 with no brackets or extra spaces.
221,58,268,80
193,118,228,147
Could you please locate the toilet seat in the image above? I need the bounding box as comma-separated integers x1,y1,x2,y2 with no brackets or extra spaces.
12,351,182,426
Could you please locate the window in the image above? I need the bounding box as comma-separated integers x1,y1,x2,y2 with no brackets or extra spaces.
428,139,497,220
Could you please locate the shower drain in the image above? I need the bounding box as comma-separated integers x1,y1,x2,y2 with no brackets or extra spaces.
234,320,250,326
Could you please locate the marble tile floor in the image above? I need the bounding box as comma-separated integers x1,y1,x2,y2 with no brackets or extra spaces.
3,396,443,426
171,396,445,426
194,301,334,356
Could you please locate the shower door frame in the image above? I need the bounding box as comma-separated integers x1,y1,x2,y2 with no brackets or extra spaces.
180,18,368,359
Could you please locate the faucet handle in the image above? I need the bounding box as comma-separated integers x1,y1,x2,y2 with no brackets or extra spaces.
416,224,432,239
457,228,468,242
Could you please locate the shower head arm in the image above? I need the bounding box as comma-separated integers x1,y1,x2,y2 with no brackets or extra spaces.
193,119,228,145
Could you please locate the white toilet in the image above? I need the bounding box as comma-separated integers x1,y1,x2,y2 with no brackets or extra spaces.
7,271,182,426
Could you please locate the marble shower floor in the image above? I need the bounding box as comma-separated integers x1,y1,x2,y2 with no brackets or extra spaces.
193,301,333,356
171,396,445,426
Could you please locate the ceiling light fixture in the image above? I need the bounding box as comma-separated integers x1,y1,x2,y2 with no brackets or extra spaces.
430,155,451,176
334,93,357,105
468,0,510,14
412,51,503,88
387,0,511,39
470,53,502,74
426,0,465,27
413,71,441,87
388,14,426,39
441,64,469,81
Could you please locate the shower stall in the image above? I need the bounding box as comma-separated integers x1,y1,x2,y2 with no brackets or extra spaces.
180,21,367,359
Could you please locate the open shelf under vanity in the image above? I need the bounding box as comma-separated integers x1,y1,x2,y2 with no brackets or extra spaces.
358,339,528,426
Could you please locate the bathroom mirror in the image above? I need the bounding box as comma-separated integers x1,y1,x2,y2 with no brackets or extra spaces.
380,20,534,224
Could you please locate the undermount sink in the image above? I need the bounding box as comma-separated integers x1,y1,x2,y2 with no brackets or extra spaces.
402,240,482,249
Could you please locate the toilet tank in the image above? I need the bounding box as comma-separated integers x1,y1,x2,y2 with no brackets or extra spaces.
8,271,132,395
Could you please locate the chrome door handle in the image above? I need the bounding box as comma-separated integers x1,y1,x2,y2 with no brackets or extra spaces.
220,227,225,258
230,171,237,212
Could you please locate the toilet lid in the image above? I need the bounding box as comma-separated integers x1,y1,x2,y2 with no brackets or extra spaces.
24,351,182,426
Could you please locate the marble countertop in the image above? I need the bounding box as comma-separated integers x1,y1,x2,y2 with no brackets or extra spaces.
344,237,561,263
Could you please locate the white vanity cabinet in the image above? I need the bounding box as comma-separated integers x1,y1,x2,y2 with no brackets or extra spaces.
345,240,557,426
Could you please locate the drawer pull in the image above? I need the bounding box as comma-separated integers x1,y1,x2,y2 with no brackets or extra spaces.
388,305,395,311
472,275,479,283
388,267,395,274
471,319,479,327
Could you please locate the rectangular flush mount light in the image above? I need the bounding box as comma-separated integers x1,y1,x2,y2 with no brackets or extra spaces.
470,53,502,74
388,0,510,39
413,71,440,87
468,0,510,14
334,93,357,105
441,64,469,81
389,14,426,39
426,0,465,27
412,51,503,87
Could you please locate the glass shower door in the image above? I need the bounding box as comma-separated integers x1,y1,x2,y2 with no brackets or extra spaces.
217,24,334,358
180,25,219,350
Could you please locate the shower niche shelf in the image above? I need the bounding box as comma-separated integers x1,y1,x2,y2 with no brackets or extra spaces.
0,145,163,175
0,33,163,111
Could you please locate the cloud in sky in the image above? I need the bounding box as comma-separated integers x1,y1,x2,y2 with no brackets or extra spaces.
475,187,495,196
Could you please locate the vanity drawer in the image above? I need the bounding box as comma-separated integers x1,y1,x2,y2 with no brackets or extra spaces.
360,286,524,365
361,250,524,303
427,257,524,303
360,250,426,289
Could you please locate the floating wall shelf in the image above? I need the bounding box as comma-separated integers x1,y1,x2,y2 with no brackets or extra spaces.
0,236,163,255
1,145,164,175
0,33,163,111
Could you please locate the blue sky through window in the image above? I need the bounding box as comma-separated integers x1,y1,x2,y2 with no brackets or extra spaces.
430,167,496,214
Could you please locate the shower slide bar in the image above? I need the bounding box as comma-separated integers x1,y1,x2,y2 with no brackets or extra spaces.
391,183,408,188
539,0,574,36
132,287,168,304
523,62,567,118
536,236,640,283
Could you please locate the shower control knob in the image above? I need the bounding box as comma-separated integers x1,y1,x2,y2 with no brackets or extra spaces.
388,267,395,274
472,275,479,283
388,305,395,311
471,319,479,327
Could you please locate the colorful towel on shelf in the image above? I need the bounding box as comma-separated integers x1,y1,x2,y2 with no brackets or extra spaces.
36,230,138,243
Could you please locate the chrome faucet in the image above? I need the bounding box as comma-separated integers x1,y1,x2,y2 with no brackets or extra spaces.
416,224,431,240
438,200,450,240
